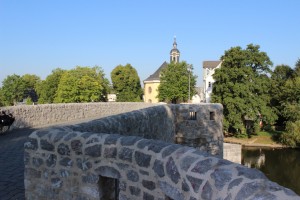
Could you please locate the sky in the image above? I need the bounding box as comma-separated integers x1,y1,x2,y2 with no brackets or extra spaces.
1,0,299,87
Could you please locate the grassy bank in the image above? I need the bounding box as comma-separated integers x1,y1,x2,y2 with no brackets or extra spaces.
224,130,284,147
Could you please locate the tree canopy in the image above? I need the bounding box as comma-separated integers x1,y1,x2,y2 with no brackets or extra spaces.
0,73,41,105
111,64,143,102
54,66,109,103
36,68,65,104
22,74,41,102
1,74,26,105
279,76,300,147
158,61,197,104
270,65,295,126
211,44,277,136
294,58,300,77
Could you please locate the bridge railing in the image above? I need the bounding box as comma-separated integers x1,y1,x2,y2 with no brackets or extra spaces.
24,127,299,200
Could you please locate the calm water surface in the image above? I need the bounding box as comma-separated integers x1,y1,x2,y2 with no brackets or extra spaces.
242,147,300,195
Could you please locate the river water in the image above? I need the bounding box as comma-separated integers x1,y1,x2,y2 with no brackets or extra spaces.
242,147,300,195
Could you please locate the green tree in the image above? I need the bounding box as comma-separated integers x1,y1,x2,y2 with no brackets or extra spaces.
294,58,300,77
211,44,277,136
0,89,4,107
281,77,300,122
36,68,65,104
22,74,41,102
25,97,33,105
280,121,300,147
54,66,109,103
278,71,300,146
158,61,197,104
1,74,26,105
270,65,294,126
111,64,143,102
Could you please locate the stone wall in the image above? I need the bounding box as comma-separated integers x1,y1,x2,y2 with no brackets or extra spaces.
223,143,242,164
2,102,223,156
174,104,223,155
1,102,157,128
64,104,223,156
25,128,299,200
65,104,175,144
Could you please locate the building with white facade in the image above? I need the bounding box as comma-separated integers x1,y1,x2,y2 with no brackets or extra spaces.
191,86,205,103
203,61,222,103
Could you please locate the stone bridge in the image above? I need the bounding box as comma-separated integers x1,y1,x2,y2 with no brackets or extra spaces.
1,103,299,199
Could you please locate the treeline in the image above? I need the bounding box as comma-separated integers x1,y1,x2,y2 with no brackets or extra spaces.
211,44,300,147
0,64,143,106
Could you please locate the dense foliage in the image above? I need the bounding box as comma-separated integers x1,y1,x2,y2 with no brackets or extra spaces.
211,45,300,145
269,65,294,127
278,76,300,147
158,61,197,103
0,66,110,105
0,74,40,106
54,66,109,103
22,74,41,103
211,44,277,136
36,68,65,104
111,64,143,102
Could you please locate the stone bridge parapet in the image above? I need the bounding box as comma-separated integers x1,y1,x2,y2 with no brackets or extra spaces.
23,103,300,199
1,102,158,129
25,128,299,200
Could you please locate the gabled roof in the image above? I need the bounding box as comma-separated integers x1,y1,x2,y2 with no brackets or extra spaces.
144,61,168,82
203,61,222,69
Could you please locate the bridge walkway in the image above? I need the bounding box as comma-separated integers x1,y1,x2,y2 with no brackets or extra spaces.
0,128,35,200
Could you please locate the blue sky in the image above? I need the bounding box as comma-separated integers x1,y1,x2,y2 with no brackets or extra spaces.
1,0,299,87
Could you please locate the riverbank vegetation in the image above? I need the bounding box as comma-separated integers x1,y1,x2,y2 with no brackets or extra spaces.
224,130,283,147
0,43,299,147
212,44,300,147
0,65,143,106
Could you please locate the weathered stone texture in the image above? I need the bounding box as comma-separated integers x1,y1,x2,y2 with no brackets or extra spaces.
4,103,224,156
25,130,300,200
2,102,156,128
223,143,242,164
23,103,300,199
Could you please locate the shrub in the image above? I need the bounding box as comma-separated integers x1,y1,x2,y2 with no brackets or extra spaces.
280,120,300,147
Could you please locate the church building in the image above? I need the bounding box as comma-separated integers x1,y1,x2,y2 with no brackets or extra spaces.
143,38,180,103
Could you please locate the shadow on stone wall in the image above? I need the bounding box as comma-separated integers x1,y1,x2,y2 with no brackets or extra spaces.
24,128,300,200
65,105,176,143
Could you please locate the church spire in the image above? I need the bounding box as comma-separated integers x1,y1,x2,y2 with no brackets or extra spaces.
173,37,177,49
170,36,180,63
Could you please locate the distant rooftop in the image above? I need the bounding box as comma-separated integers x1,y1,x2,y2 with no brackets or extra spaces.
203,61,222,69
144,61,168,82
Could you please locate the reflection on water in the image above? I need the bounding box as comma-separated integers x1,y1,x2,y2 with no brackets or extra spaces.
242,147,300,195
243,149,265,168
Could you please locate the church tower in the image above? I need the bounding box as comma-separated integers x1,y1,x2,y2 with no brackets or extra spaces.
144,38,181,103
170,37,180,63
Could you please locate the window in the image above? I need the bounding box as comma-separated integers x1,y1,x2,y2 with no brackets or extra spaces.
189,112,197,120
148,86,152,94
210,112,215,120
208,82,211,87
